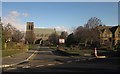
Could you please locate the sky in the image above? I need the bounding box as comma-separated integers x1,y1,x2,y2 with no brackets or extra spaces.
1,0,120,2
2,2,118,33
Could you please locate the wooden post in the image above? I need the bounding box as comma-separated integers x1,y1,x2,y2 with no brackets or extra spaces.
94,48,97,57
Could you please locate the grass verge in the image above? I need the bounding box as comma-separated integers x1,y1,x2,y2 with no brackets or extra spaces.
58,47,113,56
28,44,38,50
2,43,28,57
2,49,28,57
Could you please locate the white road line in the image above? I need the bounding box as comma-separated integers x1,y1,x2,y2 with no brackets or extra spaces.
26,50,38,60
7,67,16,70
88,58,93,60
48,64,55,66
36,65,44,67
58,63,63,64
22,66,30,68
2,65,10,68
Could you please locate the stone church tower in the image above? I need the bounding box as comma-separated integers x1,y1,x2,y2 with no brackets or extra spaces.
25,22,35,44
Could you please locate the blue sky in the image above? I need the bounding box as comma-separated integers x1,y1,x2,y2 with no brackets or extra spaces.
2,2,118,32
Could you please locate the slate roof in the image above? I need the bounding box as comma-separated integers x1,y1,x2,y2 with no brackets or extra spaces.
109,26,119,34
97,26,119,38
34,28,56,34
109,26,119,37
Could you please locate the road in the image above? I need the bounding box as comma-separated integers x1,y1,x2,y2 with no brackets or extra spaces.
2,46,120,73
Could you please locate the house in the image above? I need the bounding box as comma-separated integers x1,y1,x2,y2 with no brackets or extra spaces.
110,26,120,45
97,25,120,46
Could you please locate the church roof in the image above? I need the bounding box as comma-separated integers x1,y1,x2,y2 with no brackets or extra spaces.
34,28,56,34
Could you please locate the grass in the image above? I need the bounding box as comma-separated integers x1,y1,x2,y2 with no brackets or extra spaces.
58,47,112,56
63,49,94,55
49,46,57,50
28,44,38,50
2,42,28,57
2,49,28,57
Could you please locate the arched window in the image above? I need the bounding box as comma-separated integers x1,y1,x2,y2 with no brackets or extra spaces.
31,25,33,30
29,25,31,30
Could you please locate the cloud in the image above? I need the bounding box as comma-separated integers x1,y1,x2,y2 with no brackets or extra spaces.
9,11,20,17
2,11,29,31
54,26,67,31
52,26,72,34
22,13,29,17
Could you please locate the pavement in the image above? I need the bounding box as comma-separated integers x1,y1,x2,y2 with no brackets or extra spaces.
1,49,37,68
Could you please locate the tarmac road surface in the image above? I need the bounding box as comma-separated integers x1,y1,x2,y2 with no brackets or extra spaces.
2,46,120,73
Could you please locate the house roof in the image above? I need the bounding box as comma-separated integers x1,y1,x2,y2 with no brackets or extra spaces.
97,25,119,34
109,26,119,34
34,28,56,34
100,29,105,33
105,28,112,34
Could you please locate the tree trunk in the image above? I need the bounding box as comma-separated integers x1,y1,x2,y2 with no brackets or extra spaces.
5,42,7,49
85,39,87,47
91,39,93,45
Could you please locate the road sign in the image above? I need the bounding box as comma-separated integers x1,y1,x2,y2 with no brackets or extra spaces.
59,39,65,44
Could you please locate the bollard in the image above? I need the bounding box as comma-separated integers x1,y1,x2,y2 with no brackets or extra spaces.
94,48,97,57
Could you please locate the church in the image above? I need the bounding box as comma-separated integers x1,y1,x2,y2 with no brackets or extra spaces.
25,22,61,44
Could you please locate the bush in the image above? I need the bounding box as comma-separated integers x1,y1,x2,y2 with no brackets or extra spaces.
114,45,120,51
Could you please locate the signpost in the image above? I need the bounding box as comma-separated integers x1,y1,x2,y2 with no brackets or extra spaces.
59,38,65,44
59,38,65,50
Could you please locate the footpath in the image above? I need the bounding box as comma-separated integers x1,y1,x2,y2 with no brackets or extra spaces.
0,50,37,68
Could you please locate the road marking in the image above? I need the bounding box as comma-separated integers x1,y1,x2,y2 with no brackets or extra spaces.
88,58,93,60
48,64,55,66
7,67,16,70
58,63,63,64
1,65,10,68
26,50,38,60
36,65,44,67
22,66,30,68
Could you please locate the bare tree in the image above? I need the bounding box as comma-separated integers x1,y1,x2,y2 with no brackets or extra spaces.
12,30,24,42
2,23,13,43
66,33,76,47
74,26,91,45
60,31,68,39
3,23,24,42
2,23,24,49
48,33,59,45
74,25,100,47
85,17,104,29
